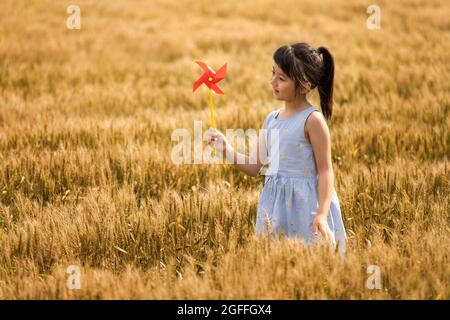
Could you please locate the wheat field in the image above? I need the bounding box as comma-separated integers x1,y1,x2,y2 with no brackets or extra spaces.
0,0,449,299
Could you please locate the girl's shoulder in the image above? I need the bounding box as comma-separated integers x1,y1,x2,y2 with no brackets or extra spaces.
304,109,330,143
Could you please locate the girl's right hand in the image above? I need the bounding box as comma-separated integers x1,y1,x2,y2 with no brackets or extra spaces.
205,128,233,158
312,214,335,245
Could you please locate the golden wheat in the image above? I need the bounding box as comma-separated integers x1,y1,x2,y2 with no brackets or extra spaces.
0,0,448,299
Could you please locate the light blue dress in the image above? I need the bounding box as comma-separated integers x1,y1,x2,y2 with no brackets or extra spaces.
256,106,347,256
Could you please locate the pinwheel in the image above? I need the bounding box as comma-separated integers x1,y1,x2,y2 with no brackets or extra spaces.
193,60,227,157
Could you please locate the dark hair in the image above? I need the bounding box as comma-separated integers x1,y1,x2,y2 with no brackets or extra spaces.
273,43,335,120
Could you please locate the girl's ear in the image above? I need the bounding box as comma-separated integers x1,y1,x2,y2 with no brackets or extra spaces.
304,82,312,93
297,82,311,95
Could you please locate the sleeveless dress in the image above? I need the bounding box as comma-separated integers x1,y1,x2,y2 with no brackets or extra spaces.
256,106,347,256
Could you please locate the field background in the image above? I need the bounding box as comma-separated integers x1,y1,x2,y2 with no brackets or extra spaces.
0,0,449,299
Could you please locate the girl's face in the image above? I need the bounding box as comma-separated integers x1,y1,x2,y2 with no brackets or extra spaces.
270,63,308,100
270,63,295,100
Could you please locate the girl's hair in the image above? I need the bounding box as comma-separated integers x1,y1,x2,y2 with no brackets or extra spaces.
273,43,335,120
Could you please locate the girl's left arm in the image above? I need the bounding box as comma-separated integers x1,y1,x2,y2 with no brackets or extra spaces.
306,112,334,217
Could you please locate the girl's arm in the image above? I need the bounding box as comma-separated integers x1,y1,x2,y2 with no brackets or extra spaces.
307,112,334,216
306,112,335,243
225,129,267,176
206,128,267,177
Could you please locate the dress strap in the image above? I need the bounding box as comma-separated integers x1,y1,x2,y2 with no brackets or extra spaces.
264,109,281,128
274,108,282,119
303,107,321,123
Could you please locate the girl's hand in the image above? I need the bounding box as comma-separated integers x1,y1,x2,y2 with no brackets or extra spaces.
205,128,233,158
312,213,334,245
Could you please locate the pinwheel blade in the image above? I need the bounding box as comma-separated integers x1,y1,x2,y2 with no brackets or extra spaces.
213,63,227,80
193,73,209,92
208,82,224,95
195,61,213,74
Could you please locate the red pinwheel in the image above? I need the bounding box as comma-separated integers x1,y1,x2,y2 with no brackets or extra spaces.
193,61,227,94
192,60,228,158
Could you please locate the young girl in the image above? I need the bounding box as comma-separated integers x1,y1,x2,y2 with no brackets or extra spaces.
206,43,347,256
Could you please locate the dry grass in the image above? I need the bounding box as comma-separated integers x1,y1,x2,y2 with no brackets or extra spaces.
0,0,449,299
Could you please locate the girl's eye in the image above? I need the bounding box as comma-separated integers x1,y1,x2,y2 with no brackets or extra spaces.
271,70,284,81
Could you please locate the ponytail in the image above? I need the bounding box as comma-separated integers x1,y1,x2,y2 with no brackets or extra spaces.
317,46,334,121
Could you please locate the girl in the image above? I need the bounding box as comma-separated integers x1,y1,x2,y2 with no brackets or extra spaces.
206,43,347,256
